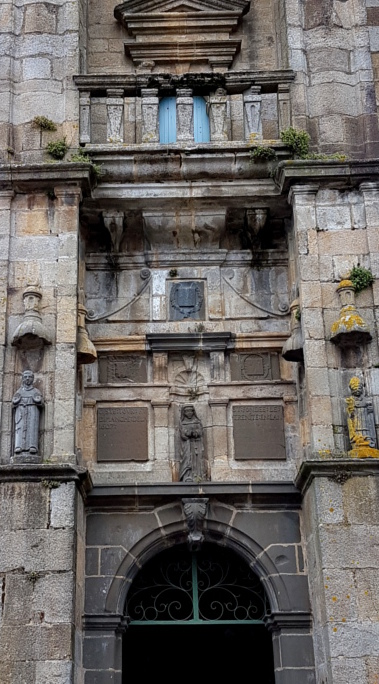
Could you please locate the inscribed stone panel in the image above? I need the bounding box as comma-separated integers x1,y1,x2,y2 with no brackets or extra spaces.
97,407,148,461
232,405,286,460
98,354,147,384
230,353,280,381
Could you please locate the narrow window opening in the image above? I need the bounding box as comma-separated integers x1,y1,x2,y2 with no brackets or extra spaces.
159,96,176,143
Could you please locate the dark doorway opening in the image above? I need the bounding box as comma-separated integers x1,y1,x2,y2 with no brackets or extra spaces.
123,623,275,682
122,543,275,682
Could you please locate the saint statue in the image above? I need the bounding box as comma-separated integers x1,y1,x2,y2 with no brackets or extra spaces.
345,377,379,458
179,404,206,482
12,370,44,460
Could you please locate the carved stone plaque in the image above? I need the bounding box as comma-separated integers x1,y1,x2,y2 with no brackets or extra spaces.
98,355,147,384
230,353,280,382
169,282,205,321
233,405,285,460
97,407,148,461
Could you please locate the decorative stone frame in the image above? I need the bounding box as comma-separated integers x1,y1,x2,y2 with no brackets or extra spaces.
83,485,316,684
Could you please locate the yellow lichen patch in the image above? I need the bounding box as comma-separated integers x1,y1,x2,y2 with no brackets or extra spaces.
332,596,337,602
342,618,346,623
331,306,368,334
329,508,334,512
333,627,338,632
337,279,354,289
349,446,379,459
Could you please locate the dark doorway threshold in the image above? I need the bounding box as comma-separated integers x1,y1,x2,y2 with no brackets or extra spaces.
123,623,275,683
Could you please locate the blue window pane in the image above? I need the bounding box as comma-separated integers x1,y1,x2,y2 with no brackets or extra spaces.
159,97,176,143
194,96,210,143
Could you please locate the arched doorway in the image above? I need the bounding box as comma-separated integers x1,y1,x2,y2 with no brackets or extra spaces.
122,543,275,682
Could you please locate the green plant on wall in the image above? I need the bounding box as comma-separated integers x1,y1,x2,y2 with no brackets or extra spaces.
46,138,68,160
33,116,57,132
349,266,375,294
70,152,102,178
280,127,310,158
250,145,277,162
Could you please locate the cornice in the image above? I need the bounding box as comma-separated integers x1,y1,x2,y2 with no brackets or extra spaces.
295,458,379,495
275,159,379,194
0,163,92,194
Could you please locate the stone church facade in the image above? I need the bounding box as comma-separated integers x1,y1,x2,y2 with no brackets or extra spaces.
1,0,379,682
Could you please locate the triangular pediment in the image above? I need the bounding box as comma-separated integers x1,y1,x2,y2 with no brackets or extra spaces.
115,0,249,17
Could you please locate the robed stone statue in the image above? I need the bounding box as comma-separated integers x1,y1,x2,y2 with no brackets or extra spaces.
179,404,206,482
13,370,44,460
345,377,379,458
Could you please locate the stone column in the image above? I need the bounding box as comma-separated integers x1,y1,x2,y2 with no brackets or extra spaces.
176,88,194,144
141,88,159,143
106,88,124,143
0,191,13,463
52,185,82,463
243,86,262,141
79,91,91,144
209,88,228,142
209,399,229,480
278,83,291,132
289,184,335,456
152,401,172,479
83,619,124,684
0,466,88,684
266,613,315,683
153,352,168,383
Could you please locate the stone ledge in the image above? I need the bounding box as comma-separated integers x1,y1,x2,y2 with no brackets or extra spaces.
86,481,301,509
0,463,92,497
275,159,379,194
146,332,234,351
295,458,379,495
74,69,295,93
0,163,92,193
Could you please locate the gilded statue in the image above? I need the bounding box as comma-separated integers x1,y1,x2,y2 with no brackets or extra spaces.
345,377,379,458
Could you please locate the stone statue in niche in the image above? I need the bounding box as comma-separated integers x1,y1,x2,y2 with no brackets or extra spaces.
12,370,44,461
178,404,206,482
345,377,379,458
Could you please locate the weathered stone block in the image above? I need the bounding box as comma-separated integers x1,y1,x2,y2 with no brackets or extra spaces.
50,482,75,528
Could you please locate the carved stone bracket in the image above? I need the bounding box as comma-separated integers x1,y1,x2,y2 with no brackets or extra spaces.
11,285,52,350
182,497,208,551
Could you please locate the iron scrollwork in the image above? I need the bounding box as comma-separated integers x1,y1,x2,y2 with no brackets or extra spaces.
126,545,269,624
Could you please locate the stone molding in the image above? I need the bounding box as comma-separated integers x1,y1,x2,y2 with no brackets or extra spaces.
86,481,301,508
146,332,234,351
0,163,92,193
74,70,295,96
295,459,379,495
264,611,313,631
115,0,249,70
276,159,379,194
0,464,92,498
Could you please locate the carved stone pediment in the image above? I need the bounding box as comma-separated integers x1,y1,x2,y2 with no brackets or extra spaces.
115,0,250,70
115,0,249,17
